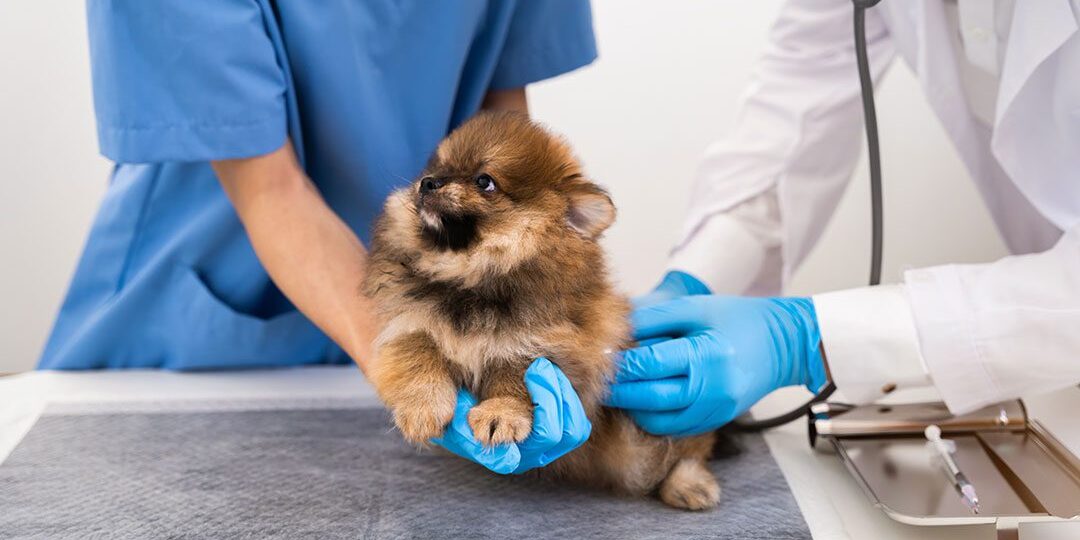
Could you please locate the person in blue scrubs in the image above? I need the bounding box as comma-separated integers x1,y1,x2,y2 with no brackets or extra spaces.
41,0,597,474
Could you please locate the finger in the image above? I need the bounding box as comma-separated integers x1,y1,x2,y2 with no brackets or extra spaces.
627,409,685,437
430,389,481,454
456,387,478,409
612,342,691,382
434,391,521,473
631,290,673,310
518,358,564,453
669,399,742,437
534,368,591,468
431,389,521,474
635,337,670,348
631,298,703,341
630,409,728,438
604,378,692,411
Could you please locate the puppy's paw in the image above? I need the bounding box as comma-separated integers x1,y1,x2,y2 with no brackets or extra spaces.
391,389,456,445
467,396,533,447
659,459,721,511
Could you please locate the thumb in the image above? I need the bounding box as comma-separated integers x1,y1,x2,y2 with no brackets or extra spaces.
631,297,705,341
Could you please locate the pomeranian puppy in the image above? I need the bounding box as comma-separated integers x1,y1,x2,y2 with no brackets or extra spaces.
364,112,719,510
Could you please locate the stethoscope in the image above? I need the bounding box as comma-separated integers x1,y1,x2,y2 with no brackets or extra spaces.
735,0,884,431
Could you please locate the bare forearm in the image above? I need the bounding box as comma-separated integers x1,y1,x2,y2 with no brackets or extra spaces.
213,140,378,372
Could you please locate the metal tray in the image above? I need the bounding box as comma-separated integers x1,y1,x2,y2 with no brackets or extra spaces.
811,401,1080,534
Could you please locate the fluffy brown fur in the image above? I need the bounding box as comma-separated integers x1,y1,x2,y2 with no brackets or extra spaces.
364,112,719,510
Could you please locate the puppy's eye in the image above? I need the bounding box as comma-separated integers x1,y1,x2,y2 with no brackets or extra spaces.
475,174,496,193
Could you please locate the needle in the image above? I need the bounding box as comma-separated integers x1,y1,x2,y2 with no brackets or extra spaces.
925,424,981,514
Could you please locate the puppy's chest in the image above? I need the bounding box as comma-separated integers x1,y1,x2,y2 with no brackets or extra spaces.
397,287,548,371
435,328,539,376
403,277,537,334
391,275,594,378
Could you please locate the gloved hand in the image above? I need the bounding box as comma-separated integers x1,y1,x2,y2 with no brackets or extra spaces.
633,270,713,309
605,295,828,437
432,357,591,474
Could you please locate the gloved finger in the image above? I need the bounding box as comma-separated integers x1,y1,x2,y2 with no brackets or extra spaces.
604,378,692,411
431,389,521,474
528,366,592,470
635,337,670,348
627,409,696,437
631,290,673,310
631,298,707,341
435,425,521,474
632,271,712,310
668,407,740,438
517,358,564,454
611,342,691,382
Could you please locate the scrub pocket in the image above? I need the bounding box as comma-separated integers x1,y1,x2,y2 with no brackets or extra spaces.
167,264,334,370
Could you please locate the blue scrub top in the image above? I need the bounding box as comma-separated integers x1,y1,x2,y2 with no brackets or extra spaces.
40,0,596,370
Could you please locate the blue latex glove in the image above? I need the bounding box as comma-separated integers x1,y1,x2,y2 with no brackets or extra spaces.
432,357,591,474
605,295,828,437
633,270,712,309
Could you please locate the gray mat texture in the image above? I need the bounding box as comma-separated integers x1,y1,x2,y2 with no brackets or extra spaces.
0,408,810,539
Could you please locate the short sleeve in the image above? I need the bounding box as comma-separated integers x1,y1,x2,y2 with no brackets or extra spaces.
87,0,288,163
490,0,598,90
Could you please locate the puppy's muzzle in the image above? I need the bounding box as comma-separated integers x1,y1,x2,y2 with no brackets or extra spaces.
417,179,465,213
419,177,445,194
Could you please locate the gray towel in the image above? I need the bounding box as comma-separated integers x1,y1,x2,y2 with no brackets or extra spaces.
0,408,810,539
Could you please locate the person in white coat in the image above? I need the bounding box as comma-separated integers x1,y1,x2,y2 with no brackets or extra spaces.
603,0,1080,436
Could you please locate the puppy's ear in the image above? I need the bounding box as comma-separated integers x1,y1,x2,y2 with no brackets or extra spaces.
566,181,615,238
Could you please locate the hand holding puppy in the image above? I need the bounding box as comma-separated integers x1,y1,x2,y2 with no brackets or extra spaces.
432,358,591,474
607,272,828,436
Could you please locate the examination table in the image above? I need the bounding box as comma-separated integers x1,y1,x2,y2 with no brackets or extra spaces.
1,367,1077,539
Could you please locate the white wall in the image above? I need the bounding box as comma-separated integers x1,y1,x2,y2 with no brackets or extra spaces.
0,3,112,373
0,0,1006,373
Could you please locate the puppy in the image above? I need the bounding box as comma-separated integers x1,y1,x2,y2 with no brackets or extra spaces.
364,112,719,510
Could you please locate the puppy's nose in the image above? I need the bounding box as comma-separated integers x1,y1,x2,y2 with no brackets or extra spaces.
419,177,445,194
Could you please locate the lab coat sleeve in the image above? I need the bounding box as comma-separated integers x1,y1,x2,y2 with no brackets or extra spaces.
488,0,597,90
814,285,932,404
669,0,896,295
816,225,1080,414
87,0,288,163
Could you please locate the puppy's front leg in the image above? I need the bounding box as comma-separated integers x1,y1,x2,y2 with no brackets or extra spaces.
369,331,457,445
468,363,534,447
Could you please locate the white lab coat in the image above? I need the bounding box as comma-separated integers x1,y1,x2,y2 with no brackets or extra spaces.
668,0,1080,414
